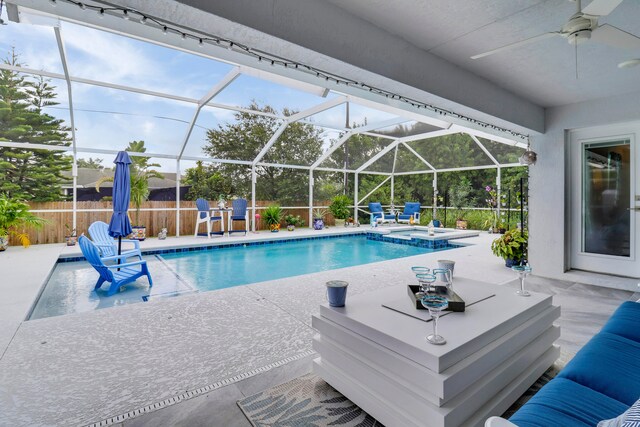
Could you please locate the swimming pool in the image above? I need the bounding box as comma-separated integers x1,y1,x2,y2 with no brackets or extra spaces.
31,234,455,319
160,234,449,291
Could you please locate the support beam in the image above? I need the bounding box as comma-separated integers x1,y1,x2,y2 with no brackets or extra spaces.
393,163,522,174
251,166,257,232
390,145,398,205
0,63,287,121
252,96,347,166
354,172,359,223
308,170,314,228
393,170,435,176
347,96,450,130
356,171,392,176
401,142,436,171
252,121,290,166
54,27,78,230
470,134,499,166
356,140,401,173
178,68,241,159
355,127,457,173
176,159,181,236
358,176,392,205
0,63,197,105
496,167,501,227
309,118,406,171
310,131,353,169
433,172,438,221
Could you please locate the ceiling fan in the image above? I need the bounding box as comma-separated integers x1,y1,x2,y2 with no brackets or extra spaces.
471,0,640,60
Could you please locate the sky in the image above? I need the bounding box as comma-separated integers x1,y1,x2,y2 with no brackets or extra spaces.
0,12,400,171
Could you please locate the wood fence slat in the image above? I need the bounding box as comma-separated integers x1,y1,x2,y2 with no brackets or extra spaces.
12,200,334,244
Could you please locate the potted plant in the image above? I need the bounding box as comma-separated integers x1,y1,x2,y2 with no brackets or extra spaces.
0,194,46,251
312,208,327,230
64,223,77,246
491,229,528,267
284,214,304,231
263,205,283,232
328,195,351,227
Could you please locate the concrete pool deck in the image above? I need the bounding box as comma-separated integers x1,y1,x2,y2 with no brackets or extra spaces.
0,227,636,426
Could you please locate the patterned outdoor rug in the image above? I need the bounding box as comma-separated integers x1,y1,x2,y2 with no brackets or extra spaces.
237,351,573,427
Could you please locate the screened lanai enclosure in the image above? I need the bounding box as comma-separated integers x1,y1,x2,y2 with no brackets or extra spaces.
0,2,529,242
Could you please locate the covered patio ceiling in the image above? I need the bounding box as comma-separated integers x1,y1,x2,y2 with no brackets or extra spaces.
326,0,640,108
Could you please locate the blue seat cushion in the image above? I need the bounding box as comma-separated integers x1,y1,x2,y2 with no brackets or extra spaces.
383,214,395,220
398,214,413,220
369,203,383,213
601,301,640,343
209,216,222,221
509,377,628,427
231,215,246,220
558,332,640,406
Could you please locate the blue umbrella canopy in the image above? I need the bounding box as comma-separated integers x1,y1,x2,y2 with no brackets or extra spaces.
108,151,132,239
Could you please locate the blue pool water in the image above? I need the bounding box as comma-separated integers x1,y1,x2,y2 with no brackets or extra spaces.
31,234,455,320
160,235,448,291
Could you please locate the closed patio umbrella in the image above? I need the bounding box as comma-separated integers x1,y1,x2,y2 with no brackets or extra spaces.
109,151,132,258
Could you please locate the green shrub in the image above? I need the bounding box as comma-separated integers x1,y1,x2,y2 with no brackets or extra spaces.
262,205,283,226
328,195,351,220
284,214,304,227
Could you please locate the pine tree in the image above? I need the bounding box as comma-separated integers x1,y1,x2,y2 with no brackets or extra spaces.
0,49,72,201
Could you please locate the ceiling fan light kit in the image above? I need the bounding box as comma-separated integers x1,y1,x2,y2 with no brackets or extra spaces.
569,30,591,45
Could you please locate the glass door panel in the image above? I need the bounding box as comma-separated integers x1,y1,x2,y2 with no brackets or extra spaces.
582,140,631,257
571,123,638,278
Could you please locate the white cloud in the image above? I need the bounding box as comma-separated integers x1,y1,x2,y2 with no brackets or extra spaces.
61,22,162,88
141,120,155,135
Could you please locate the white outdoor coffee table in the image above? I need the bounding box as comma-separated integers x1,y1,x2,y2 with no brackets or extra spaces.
312,277,560,427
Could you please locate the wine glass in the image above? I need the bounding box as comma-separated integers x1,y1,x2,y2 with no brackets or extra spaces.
415,273,436,297
421,295,448,345
512,264,532,297
411,266,430,275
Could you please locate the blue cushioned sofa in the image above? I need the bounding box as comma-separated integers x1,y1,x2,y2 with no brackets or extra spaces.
487,301,640,427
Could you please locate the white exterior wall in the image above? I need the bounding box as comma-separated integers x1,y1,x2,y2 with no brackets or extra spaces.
529,90,640,291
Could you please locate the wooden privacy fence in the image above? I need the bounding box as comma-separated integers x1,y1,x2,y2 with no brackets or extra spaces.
17,201,336,245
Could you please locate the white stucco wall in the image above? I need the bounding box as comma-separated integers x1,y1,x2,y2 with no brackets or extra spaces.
529,90,640,290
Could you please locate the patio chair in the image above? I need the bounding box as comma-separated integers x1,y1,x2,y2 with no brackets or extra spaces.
88,221,141,260
194,198,224,237
397,202,421,224
228,198,249,235
368,202,396,224
79,235,152,296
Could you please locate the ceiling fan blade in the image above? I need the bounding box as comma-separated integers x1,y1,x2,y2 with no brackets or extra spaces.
471,32,561,60
581,0,623,17
592,24,640,49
